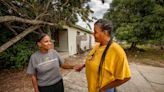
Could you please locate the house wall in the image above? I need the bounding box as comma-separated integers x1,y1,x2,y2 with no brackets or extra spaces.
77,31,95,51
91,35,95,48
63,26,95,55
67,27,77,55
80,33,90,50
55,30,68,52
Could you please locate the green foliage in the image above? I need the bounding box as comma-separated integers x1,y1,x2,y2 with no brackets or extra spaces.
0,0,93,69
116,24,138,43
0,40,37,69
104,0,164,47
0,26,15,45
0,0,93,27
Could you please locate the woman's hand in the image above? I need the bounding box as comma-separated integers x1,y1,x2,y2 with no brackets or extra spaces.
74,64,85,72
61,63,74,69
99,89,105,92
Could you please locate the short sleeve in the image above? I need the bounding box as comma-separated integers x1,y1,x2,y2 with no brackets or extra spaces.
53,50,64,66
114,52,131,80
27,56,36,75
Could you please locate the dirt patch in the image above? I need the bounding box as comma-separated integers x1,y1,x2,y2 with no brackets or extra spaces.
0,69,33,92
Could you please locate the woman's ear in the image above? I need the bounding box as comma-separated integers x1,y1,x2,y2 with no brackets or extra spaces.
104,30,110,37
37,42,41,48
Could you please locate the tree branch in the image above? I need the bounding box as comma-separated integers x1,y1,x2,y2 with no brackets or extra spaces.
0,16,56,26
35,0,51,20
0,26,40,53
11,26,24,30
4,23,18,35
1,0,19,14
62,0,69,6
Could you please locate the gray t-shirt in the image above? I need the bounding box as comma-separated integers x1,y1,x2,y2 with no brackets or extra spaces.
27,49,64,86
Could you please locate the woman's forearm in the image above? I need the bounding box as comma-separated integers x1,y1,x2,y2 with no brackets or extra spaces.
101,78,131,91
31,75,39,92
61,63,74,69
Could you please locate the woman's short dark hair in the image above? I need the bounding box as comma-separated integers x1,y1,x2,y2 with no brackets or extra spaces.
94,19,113,35
36,33,47,43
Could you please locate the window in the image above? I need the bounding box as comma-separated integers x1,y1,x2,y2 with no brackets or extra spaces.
77,31,80,35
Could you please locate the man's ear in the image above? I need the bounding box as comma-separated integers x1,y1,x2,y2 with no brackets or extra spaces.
37,42,41,48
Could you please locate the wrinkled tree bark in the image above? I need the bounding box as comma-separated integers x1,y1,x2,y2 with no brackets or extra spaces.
0,26,40,53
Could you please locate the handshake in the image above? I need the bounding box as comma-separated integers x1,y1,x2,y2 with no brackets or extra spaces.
73,64,85,72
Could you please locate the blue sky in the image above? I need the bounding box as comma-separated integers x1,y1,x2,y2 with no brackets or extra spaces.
77,0,112,31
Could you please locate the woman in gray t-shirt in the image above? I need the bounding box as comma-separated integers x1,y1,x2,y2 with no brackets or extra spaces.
27,33,74,92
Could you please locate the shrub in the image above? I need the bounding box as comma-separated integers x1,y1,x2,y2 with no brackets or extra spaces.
0,40,37,69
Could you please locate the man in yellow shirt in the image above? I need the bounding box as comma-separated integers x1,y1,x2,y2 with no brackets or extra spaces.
75,19,131,92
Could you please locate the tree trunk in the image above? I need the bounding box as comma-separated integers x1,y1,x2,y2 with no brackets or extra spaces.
159,40,164,50
130,42,137,50
0,26,39,53
161,46,164,50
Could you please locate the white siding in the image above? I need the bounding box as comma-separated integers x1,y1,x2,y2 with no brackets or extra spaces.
67,27,77,55
78,31,94,50
91,35,95,48
80,33,89,50
63,26,95,55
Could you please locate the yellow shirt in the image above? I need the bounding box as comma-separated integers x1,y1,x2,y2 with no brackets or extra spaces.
85,42,131,92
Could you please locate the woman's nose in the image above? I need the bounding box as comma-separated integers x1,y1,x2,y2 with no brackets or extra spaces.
48,41,52,45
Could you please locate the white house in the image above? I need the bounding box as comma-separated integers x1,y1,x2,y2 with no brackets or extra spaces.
54,25,95,56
